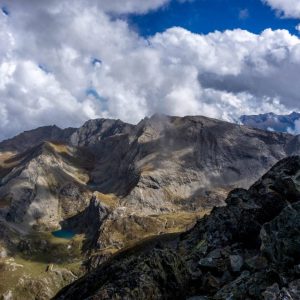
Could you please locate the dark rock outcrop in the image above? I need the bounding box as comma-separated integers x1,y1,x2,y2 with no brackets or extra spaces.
54,156,300,300
62,196,110,251
69,118,134,148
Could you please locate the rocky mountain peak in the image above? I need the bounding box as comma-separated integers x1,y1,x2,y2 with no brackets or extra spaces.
70,118,134,147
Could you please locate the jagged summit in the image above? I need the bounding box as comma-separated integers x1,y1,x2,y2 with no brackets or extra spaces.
69,118,134,147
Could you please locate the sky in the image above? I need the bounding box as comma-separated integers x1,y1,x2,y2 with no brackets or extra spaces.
1,0,300,140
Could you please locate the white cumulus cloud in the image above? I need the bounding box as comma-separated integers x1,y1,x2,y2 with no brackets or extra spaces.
0,1,300,140
1,0,171,15
262,0,300,18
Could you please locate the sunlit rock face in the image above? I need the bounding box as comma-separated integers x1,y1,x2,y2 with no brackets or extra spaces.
0,142,92,231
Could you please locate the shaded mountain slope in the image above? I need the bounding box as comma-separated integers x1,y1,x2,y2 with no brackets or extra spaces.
54,156,300,300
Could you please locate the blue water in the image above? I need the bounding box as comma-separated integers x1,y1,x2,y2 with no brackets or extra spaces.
52,230,75,240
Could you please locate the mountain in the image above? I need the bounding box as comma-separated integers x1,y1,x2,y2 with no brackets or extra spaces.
0,125,76,153
54,156,300,300
2,115,300,232
1,114,300,298
240,112,300,134
1,141,94,229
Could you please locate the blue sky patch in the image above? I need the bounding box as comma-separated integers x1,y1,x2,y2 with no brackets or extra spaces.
128,0,299,37
86,88,101,100
86,88,109,111
1,6,9,16
38,64,50,74
92,58,102,66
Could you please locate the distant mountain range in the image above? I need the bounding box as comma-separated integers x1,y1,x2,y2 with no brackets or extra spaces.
240,112,300,134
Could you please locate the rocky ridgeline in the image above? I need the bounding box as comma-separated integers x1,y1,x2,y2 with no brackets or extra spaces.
55,156,300,299
0,125,76,153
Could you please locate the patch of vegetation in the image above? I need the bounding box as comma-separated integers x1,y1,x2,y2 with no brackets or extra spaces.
98,209,211,257
0,151,19,178
48,142,70,155
17,231,84,264
94,192,119,208
155,210,211,233
140,163,155,173
0,231,85,299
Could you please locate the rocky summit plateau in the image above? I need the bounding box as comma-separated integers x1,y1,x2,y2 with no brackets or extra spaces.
1,114,300,299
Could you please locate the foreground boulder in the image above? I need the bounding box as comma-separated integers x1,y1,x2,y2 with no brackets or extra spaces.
55,156,300,299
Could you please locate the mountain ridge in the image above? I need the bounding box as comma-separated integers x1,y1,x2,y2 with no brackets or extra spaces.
3,113,298,151
0,125,77,153
1,114,300,231
240,111,300,134
1,114,300,298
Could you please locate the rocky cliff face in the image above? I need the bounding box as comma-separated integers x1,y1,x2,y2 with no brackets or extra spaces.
69,118,134,148
54,156,300,300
